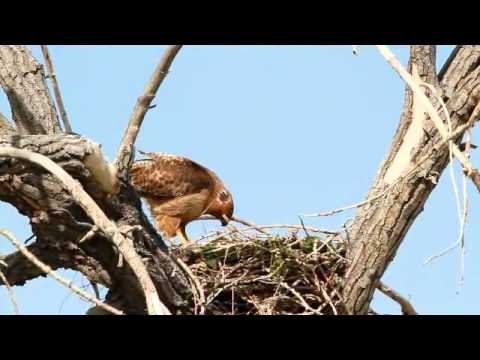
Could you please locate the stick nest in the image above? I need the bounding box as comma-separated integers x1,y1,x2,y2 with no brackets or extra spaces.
172,231,347,315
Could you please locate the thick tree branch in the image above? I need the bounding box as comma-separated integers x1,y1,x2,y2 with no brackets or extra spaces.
0,146,170,315
0,242,63,286
41,45,73,133
114,45,183,178
0,133,191,314
0,227,122,315
343,45,480,314
83,141,119,194
0,46,60,135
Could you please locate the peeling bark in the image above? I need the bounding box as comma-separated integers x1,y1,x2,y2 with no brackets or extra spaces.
0,133,191,314
343,45,480,314
0,45,193,314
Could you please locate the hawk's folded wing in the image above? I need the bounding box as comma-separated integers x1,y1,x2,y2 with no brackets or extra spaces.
129,152,214,200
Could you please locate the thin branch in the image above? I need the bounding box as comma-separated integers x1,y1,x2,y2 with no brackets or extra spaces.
424,138,470,267
446,100,480,142
114,45,183,177
175,257,206,315
302,49,480,219
196,224,340,245
279,282,323,315
198,215,270,235
459,153,468,289
79,226,99,244
230,216,270,235
377,281,418,315
0,228,122,315
41,45,73,133
0,267,19,315
0,146,170,315
198,215,340,236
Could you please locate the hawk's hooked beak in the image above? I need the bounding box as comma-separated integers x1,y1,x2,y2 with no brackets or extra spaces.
221,214,231,226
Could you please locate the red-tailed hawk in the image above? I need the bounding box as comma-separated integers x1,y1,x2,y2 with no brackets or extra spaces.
129,151,234,245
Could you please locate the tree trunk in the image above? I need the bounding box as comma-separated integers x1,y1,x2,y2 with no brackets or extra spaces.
343,45,480,314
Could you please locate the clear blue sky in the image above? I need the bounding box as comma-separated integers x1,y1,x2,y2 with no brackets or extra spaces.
2,45,478,315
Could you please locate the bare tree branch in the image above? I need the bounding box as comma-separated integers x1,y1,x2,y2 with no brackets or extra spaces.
0,242,63,286
377,281,417,315
0,227,122,315
83,140,119,194
0,146,170,315
0,133,191,313
343,45,480,314
198,215,270,235
0,266,19,315
41,45,73,133
115,45,183,178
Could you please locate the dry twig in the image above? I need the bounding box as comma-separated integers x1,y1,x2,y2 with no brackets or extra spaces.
377,281,418,315
173,231,346,315
0,267,19,315
302,47,480,219
115,45,183,176
0,228,122,315
41,45,73,133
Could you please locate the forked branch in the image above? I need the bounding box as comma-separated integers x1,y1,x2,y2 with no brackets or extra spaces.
0,146,170,315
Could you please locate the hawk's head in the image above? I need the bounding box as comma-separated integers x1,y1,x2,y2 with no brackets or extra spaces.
208,188,234,226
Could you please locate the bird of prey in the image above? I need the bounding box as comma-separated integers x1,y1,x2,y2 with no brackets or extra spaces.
129,151,234,245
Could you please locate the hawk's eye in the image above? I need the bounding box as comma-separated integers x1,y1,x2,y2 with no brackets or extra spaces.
218,190,229,202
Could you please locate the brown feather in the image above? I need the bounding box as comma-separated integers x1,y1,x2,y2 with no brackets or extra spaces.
129,152,234,242
130,152,214,199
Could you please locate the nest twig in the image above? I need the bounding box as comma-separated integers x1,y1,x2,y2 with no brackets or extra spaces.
172,229,347,315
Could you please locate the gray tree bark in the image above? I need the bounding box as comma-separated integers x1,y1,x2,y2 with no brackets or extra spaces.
343,45,480,314
1,45,480,315
0,46,191,314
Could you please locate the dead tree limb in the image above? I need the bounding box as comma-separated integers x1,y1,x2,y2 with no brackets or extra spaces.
0,46,190,314
0,146,170,315
377,281,417,315
343,45,480,314
41,45,73,133
0,132,191,314
0,264,19,315
0,227,122,315
115,45,183,178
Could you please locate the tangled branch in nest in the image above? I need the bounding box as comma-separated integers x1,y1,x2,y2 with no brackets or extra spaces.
172,230,347,315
